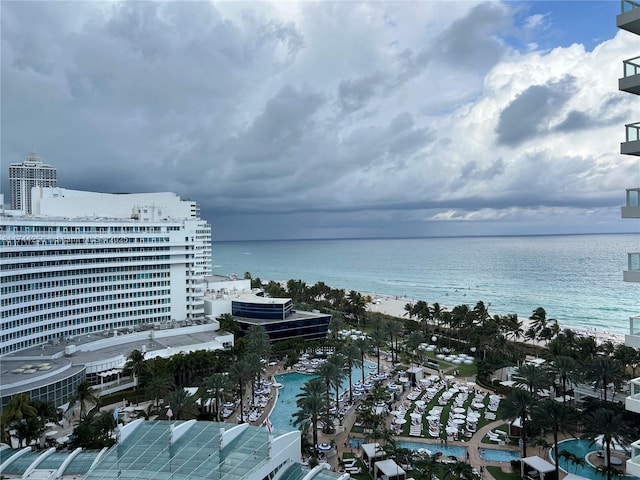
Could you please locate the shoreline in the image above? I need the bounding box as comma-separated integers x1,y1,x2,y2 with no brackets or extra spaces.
363,292,626,345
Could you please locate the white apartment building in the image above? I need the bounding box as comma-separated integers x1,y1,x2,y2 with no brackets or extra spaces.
9,151,57,215
0,189,212,356
617,2,640,477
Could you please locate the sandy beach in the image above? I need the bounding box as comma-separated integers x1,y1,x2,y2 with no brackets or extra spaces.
363,292,625,345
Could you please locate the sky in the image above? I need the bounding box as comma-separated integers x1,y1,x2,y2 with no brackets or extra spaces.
1,0,638,241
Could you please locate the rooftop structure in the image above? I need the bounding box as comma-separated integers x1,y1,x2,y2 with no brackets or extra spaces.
0,420,349,480
618,2,640,476
9,152,57,215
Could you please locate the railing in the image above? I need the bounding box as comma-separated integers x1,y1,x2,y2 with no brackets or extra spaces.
629,252,640,271
622,0,640,13
625,122,640,142
624,55,640,77
627,188,640,207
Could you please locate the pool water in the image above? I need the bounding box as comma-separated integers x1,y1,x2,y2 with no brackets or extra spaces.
271,361,375,430
551,438,639,480
480,448,520,462
398,441,467,460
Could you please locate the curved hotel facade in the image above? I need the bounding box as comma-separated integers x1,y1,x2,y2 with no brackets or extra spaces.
0,187,226,412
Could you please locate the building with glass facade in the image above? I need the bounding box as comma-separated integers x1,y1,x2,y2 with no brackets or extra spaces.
0,420,349,480
231,294,331,344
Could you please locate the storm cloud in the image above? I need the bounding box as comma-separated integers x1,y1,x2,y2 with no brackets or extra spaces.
1,1,636,240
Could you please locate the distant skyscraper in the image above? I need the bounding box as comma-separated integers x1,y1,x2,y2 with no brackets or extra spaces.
9,152,57,214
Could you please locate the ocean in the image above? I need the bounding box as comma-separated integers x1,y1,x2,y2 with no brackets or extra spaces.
210,234,638,336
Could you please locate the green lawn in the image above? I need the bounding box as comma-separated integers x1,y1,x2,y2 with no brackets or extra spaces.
486,465,520,480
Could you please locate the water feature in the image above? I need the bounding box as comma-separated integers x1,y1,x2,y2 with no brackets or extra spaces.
271,360,376,431
551,438,639,480
480,448,520,462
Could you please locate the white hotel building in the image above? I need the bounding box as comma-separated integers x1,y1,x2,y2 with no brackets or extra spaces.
0,187,239,412
1,188,212,355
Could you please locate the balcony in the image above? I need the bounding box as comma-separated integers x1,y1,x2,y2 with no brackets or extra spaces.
622,188,640,218
621,122,640,155
620,56,640,94
626,316,640,348
624,253,640,282
617,0,640,34
628,440,640,477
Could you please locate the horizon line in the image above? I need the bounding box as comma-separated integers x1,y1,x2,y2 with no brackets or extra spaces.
212,231,636,243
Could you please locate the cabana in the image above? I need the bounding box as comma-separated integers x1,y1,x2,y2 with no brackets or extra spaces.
374,459,406,480
521,456,557,480
362,443,386,468
406,366,424,385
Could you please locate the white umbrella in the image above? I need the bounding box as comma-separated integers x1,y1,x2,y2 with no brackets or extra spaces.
45,430,58,437
317,443,332,451
453,407,465,414
410,412,422,419
395,417,407,425
452,418,465,424
56,436,70,445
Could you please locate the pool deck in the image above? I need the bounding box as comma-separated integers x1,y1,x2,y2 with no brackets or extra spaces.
303,354,525,478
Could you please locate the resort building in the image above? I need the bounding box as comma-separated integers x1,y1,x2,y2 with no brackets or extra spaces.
617,2,640,476
9,152,57,215
0,187,226,412
228,294,331,344
0,420,349,480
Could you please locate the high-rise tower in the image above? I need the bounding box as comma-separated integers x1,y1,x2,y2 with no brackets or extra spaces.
617,1,640,476
9,152,57,214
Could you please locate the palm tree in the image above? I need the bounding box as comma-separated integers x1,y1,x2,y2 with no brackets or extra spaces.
531,400,577,480
245,324,272,363
549,355,581,404
146,370,175,410
501,389,534,458
384,320,403,364
340,342,362,404
559,450,585,474
369,328,387,373
229,357,252,423
2,394,37,424
165,389,198,420
405,331,425,367
529,307,548,339
533,437,552,457
199,373,231,421
587,357,624,402
512,363,552,398
353,336,372,384
294,379,327,458
67,380,100,415
125,349,146,405
582,408,633,480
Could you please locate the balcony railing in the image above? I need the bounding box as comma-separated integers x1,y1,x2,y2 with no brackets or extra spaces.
626,122,640,142
624,55,640,77
622,0,640,13
627,188,640,207
629,253,640,271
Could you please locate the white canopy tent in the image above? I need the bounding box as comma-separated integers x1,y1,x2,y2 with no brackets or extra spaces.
374,459,406,480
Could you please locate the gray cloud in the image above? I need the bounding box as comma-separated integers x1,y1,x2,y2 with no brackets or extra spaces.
0,1,633,240
495,76,576,146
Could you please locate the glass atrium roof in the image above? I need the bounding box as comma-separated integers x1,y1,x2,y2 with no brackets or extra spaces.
3,450,43,474
36,451,73,470
84,421,272,480
64,451,102,475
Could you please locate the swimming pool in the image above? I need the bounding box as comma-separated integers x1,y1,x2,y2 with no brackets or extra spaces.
271,361,375,430
551,438,639,480
480,448,520,462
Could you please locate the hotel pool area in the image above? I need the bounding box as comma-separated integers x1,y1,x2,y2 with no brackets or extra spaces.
480,448,520,462
271,361,375,430
551,439,639,480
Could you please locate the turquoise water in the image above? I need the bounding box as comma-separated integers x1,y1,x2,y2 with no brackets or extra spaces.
397,440,467,459
271,361,374,431
551,438,638,480
480,448,520,462
212,234,638,334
